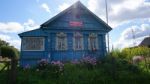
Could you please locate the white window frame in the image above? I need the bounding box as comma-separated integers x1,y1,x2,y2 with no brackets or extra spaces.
56,32,68,51
88,33,99,51
22,37,45,51
73,32,84,50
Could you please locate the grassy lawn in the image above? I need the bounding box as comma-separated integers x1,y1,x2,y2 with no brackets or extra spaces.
0,57,150,84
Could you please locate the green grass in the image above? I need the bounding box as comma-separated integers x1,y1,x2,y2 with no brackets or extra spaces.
0,47,150,84
0,57,150,84
0,63,5,70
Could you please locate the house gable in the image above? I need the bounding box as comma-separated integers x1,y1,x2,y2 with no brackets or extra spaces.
41,1,112,32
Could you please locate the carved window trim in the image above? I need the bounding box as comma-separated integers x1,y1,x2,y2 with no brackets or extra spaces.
22,37,45,51
88,33,98,51
73,32,84,50
56,32,67,51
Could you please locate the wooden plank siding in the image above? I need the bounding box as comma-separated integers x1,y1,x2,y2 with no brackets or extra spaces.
19,1,112,67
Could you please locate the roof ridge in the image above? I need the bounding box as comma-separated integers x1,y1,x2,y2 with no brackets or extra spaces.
40,1,81,27
40,1,112,31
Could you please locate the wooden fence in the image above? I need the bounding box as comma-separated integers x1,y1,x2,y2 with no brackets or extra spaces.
0,57,17,84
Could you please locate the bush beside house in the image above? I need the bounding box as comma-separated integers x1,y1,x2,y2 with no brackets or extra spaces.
0,46,150,84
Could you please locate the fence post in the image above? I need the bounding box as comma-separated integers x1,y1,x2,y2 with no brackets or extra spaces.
9,57,17,84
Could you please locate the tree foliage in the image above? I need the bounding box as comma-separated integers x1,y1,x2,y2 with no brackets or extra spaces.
109,47,150,72
110,47,150,60
0,39,19,59
122,47,150,60
0,39,9,47
0,46,19,59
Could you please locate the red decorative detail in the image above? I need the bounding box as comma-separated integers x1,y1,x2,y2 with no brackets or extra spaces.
69,21,83,27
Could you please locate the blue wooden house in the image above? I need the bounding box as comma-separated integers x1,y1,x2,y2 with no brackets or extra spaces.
19,1,112,66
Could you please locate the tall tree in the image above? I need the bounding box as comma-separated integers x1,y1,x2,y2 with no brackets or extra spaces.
0,39,9,47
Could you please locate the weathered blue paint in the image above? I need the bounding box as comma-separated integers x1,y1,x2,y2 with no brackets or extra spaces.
19,1,112,67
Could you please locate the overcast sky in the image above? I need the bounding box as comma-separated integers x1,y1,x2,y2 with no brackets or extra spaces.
0,0,150,50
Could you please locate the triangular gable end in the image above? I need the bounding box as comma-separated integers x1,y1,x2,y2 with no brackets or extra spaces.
41,1,112,32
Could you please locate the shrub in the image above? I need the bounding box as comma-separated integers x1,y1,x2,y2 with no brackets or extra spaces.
1,56,150,84
80,56,97,70
37,59,48,70
122,47,150,60
24,64,31,70
0,46,19,59
110,49,126,59
81,56,97,65
51,61,64,72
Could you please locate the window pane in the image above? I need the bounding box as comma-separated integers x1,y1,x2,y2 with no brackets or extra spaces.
22,37,44,51
56,32,67,50
73,32,83,50
88,33,98,50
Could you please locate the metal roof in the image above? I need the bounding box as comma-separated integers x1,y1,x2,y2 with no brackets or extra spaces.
139,37,150,47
